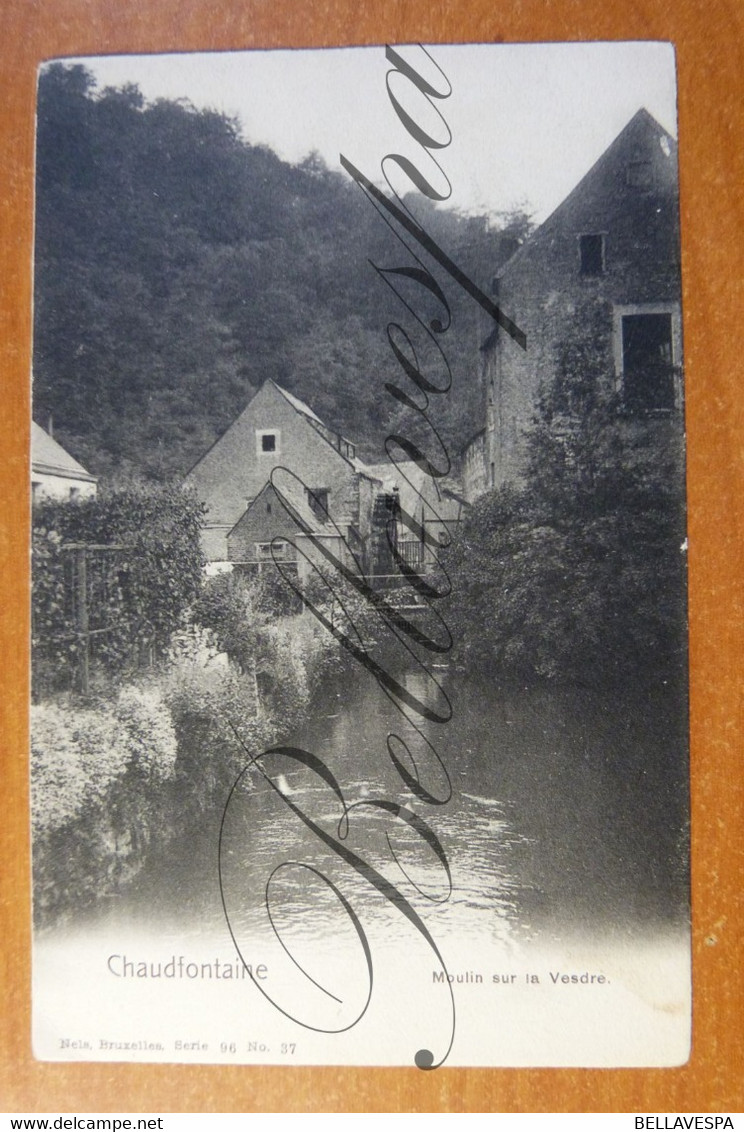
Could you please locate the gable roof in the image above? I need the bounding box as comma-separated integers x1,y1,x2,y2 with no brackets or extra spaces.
228,477,335,539
496,108,677,284
31,422,97,483
185,377,373,482
272,382,325,426
271,380,368,470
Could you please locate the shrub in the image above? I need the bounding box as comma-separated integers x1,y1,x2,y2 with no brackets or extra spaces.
113,685,178,781
30,701,126,838
31,685,178,839
191,573,260,672
445,358,687,688
32,486,205,694
31,685,179,924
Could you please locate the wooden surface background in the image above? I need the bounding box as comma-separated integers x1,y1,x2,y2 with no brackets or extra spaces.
1,0,742,1114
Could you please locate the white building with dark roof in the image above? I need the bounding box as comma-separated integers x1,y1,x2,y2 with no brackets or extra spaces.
31,422,97,503
184,379,381,565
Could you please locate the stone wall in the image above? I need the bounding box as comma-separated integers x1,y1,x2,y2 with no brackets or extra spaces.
481,109,682,494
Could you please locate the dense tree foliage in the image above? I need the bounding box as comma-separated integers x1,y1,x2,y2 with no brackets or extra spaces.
34,63,530,483
445,316,687,688
32,486,205,693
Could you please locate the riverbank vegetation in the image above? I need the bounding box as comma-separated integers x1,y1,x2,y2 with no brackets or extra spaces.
31,535,389,926
32,486,205,698
444,346,687,690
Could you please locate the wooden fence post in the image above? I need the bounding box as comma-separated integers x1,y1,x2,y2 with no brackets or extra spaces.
75,545,90,695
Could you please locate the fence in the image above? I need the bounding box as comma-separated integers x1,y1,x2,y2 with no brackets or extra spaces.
32,541,132,697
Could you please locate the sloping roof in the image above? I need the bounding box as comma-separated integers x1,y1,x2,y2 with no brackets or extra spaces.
495,108,677,284
228,477,336,539
272,380,363,468
271,381,326,426
363,459,464,522
31,422,97,482
364,459,438,499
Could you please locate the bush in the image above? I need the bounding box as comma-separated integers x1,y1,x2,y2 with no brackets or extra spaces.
31,686,178,839
445,355,687,688
31,685,179,924
30,700,126,838
114,685,178,781
32,486,205,694
191,573,261,672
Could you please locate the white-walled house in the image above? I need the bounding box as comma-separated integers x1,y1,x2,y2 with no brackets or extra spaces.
31,422,97,503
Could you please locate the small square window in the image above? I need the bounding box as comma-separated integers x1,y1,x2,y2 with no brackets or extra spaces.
256,428,280,456
308,488,329,518
579,234,605,276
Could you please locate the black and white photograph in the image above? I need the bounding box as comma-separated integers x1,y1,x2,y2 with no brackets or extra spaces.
30,41,690,1068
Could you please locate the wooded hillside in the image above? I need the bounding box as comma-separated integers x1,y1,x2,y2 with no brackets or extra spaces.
34,63,530,484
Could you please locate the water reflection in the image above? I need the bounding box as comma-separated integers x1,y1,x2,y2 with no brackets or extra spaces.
76,666,689,954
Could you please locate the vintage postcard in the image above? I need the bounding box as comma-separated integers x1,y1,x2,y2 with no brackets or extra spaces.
30,41,689,1069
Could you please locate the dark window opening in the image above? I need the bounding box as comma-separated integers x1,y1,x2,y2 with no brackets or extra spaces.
579,233,605,276
261,433,276,453
308,488,329,518
622,313,675,412
257,541,292,560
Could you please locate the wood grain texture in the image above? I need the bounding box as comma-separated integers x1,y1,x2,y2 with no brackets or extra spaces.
1,0,742,1114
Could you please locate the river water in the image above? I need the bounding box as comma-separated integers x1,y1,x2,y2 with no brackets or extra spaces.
217,665,689,950
69,663,689,948
34,665,691,1066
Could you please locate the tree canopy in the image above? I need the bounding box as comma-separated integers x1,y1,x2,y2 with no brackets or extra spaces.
444,314,687,689
34,63,531,484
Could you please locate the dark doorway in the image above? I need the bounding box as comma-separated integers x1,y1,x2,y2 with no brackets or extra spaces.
622,313,675,411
